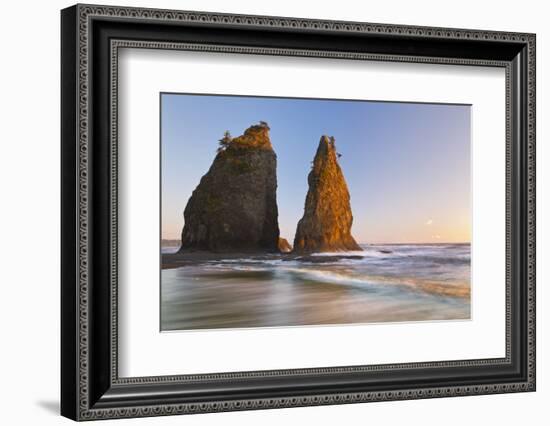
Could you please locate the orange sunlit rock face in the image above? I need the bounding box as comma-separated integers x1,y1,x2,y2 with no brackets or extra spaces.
293,136,361,253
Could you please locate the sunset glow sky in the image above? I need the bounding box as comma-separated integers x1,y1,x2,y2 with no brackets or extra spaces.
161,93,471,244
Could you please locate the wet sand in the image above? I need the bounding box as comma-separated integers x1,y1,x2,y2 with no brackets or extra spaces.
162,251,364,269
161,244,471,331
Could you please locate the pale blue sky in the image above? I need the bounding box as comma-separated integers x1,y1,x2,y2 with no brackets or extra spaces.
161,93,471,244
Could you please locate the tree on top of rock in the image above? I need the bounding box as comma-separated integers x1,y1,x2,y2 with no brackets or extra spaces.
217,130,233,153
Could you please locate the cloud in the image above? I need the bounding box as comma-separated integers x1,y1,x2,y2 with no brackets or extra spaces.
425,219,433,226
432,234,441,239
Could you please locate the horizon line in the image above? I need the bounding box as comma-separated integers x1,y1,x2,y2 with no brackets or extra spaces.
160,237,471,245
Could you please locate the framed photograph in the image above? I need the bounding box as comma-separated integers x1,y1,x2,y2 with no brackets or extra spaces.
61,4,536,421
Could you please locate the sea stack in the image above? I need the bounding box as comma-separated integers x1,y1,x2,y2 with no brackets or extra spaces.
179,122,279,252
278,237,292,253
293,136,361,253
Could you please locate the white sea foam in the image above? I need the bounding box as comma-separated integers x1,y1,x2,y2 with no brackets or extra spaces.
162,244,471,330
186,244,470,298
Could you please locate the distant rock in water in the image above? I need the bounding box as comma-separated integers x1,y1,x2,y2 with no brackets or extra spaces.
278,237,292,253
161,239,181,248
179,122,279,253
293,135,361,253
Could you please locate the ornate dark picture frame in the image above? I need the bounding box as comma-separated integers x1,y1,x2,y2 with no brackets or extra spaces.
61,4,536,421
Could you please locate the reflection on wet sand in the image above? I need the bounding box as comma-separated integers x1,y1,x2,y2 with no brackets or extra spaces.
161,244,470,331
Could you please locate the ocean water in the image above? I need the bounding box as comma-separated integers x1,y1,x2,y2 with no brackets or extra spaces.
161,244,471,331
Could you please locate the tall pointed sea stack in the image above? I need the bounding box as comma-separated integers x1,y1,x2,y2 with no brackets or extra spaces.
179,122,279,252
293,136,361,253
